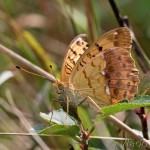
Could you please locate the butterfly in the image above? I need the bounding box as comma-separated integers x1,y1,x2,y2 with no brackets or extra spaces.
56,27,139,110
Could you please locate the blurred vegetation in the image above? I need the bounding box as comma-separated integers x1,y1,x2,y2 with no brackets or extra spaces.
0,0,150,150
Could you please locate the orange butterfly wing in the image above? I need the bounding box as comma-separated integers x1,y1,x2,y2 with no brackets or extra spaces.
60,34,89,85
59,27,139,108
69,27,139,106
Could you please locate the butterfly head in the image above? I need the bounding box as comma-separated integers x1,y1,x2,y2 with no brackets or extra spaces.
53,81,64,94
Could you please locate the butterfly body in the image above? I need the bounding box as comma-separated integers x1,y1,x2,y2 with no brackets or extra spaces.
58,27,139,109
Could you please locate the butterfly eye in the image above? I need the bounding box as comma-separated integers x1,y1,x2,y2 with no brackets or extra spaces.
56,84,63,95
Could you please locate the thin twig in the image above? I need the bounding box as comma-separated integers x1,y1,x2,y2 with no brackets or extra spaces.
0,44,56,83
0,132,68,136
83,0,95,42
89,136,131,141
135,108,149,139
107,115,150,149
0,132,133,141
108,0,150,73
86,115,150,149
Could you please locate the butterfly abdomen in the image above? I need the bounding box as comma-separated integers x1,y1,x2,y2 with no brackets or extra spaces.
104,47,139,102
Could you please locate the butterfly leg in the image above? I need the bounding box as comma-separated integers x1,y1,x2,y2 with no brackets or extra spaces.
77,97,88,106
66,97,69,119
78,96,102,113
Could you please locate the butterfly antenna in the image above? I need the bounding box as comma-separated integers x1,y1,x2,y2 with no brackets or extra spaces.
49,65,59,83
16,66,48,80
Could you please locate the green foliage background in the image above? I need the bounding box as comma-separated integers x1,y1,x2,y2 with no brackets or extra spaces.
0,0,150,149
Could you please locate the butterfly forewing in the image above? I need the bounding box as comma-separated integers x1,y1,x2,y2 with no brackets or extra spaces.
60,34,89,85
96,27,132,52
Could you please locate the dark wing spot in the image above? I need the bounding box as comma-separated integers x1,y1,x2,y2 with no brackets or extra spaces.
80,62,84,67
65,64,72,74
83,47,87,51
68,56,76,65
95,43,103,51
88,79,92,88
72,61,76,65
98,46,103,51
87,53,92,58
105,73,110,79
82,59,86,64
91,61,95,67
76,41,81,45
86,43,89,47
83,70,87,79
65,63,73,71
113,88,119,95
69,47,77,55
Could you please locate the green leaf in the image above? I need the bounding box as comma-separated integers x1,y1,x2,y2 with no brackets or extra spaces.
40,109,78,125
31,125,46,133
77,106,94,131
38,124,80,137
95,96,150,123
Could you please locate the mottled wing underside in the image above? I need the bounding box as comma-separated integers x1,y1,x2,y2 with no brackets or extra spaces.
69,27,139,106
60,34,89,85
71,51,112,106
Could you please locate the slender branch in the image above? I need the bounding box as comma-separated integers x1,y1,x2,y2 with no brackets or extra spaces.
108,0,150,73
89,136,130,140
86,114,150,149
0,44,56,83
108,0,124,26
107,115,150,149
0,132,68,136
135,108,149,139
0,132,133,140
83,0,95,42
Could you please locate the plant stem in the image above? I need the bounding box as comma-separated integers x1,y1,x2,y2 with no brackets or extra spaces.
107,115,150,149
83,0,95,42
0,44,56,83
108,0,150,73
135,107,149,139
